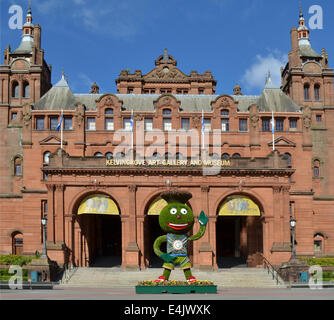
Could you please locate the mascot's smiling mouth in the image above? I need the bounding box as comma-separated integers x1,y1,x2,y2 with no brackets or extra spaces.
167,222,189,230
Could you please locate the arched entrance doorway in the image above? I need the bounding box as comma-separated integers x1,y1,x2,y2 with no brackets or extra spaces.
74,193,122,267
216,194,263,268
143,196,193,268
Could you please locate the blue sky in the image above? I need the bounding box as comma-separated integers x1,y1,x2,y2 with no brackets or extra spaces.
1,0,333,96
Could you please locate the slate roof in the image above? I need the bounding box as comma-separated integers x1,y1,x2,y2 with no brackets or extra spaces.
34,78,301,113
34,75,77,110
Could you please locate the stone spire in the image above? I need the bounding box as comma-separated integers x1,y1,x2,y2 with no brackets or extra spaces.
233,83,242,95
90,82,100,94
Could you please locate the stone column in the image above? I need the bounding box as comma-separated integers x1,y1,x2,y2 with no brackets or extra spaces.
124,184,140,270
46,184,55,244
198,185,213,270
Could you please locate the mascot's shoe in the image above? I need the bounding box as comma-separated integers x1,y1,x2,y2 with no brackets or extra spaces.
187,276,197,283
154,276,166,283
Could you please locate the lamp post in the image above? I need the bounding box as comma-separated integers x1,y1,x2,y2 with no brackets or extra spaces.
290,216,296,260
41,216,48,258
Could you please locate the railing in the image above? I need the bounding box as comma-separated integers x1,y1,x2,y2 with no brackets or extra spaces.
61,263,78,284
260,254,285,286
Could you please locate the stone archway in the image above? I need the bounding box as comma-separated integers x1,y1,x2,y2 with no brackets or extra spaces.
72,192,122,267
215,194,264,268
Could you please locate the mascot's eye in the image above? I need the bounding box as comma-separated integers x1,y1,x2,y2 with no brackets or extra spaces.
170,208,177,215
180,208,188,215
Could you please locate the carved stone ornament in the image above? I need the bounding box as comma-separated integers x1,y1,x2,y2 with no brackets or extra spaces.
302,106,312,130
250,114,259,128
22,105,32,127
104,96,114,107
220,97,230,107
75,104,85,128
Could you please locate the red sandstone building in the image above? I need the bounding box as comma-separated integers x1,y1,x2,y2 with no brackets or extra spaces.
0,7,333,271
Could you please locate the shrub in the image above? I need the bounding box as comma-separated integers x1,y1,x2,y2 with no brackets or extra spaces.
299,257,334,266
0,254,39,266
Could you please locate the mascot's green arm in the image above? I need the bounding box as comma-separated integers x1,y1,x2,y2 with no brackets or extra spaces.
188,211,208,241
153,235,167,257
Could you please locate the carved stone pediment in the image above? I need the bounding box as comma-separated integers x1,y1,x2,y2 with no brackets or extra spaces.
268,136,296,148
39,135,67,146
145,66,188,81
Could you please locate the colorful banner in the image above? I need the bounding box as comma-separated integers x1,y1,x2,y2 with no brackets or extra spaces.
218,195,260,216
78,194,119,215
147,197,168,215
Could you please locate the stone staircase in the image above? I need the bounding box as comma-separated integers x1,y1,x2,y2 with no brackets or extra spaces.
60,267,286,288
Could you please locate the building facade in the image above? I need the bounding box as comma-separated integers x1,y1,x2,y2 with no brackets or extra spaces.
0,7,333,270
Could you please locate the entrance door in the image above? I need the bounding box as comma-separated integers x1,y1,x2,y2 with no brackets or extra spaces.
76,214,122,267
216,216,246,268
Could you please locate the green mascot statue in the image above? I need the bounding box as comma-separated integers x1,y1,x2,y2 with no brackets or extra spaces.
153,190,208,283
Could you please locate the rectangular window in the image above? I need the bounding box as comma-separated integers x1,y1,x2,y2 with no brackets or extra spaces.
221,119,229,132
262,119,270,132
316,114,322,123
239,119,248,132
36,116,45,130
144,118,153,131
163,118,172,131
314,240,322,252
204,118,211,132
11,112,18,120
123,118,132,131
127,88,133,94
289,119,297,129
64,117,73,130
276,119,284,132
87,117,96,130
181,118,190,130
105,118,114,130
50,117,58,130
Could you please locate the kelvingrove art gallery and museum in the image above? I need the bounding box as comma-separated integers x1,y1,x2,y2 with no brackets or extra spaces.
0,6,333,274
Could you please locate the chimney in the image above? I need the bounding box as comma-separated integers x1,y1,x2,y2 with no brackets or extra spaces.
33,24,41,49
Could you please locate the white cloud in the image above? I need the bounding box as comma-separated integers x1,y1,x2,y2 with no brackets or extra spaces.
241,51,288,92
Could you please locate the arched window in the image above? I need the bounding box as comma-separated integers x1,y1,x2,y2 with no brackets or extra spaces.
211,153,219,159
314,233,325,254
14,157,22,176
164,152,172,160
314,84,320,101
115,152,125,158
12,232,23,255
163,109,172,116
284,153,292,166
23,81,30,98
94,152,103,157
232,153,241,158
152,152,160,159
313,160,320,178
12,81,19,98
105,152,113,160
304,84,310,100
175,152,183,160
105,108,114,115
221,153,230,160
43,151,51,165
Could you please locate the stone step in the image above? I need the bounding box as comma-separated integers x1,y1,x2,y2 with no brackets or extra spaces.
61,267,285,288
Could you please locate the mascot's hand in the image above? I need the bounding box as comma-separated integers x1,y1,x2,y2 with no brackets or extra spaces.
160,253,175,263
198,211,209,226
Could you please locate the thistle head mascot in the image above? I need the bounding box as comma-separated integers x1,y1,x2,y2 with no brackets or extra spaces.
153,190,208,282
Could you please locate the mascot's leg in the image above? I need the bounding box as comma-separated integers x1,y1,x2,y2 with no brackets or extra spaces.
181,256,197,282
163,268,171,280
155,264,173,282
